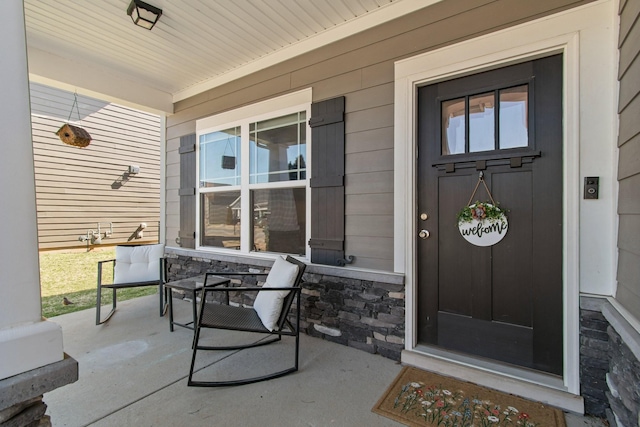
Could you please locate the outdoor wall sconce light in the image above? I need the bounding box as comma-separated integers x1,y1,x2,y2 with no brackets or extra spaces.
127,0,162,30
128,165,140,174
135,223,147,239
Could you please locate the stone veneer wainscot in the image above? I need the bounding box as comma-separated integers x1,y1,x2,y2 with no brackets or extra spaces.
580,297,640,426
165,248,405,361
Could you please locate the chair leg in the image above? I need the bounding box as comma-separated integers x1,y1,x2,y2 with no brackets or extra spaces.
96,283,102,326
96,260,117,325
165,286,170,314
187,310,205,385
188,334,298,387
188,329,298,386
96,287,117,325
191,290,198,349
168,289,175,332
159,259,168,317
159,282,166,316
294,293,300,371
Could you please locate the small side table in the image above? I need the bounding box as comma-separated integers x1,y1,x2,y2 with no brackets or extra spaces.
164,275,230,338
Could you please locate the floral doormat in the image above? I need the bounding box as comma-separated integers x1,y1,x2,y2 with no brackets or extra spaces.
372,367,566,427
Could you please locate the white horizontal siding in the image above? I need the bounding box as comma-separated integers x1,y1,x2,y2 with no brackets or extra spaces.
30,83,161,250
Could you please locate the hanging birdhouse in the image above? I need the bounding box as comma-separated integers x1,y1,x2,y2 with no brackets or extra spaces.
56,123,92,148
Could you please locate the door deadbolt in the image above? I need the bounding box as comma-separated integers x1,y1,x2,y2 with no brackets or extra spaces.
420,213,428,221
419,230,430,239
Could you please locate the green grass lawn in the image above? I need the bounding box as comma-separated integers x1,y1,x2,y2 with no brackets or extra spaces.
40,248,156,318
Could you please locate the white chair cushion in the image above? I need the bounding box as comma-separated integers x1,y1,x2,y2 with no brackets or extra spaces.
253,256,299,331
113,244,165,284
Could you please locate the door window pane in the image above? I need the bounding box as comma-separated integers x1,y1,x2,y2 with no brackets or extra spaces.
200,191,241,249
250,112,307,184
499,85,528,149
199,127,241,188
252,188,306,255
469,92,495,152
441,98,465,155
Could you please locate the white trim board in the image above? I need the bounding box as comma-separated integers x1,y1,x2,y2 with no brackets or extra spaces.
393,0,617,409
196,88,312,133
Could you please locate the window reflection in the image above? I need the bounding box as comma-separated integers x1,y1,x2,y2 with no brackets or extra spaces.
440,84,530,155
442,98,466,155
499,85,528,149
252,188,306,255
200,191,241,250
250,112,307,184
199,127,241,187
469,92,495,152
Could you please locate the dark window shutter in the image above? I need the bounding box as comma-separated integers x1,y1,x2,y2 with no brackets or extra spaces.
309,96,347,266
179,134,196,248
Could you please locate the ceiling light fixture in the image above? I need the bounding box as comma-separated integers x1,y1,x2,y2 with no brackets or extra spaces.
127,0,162,30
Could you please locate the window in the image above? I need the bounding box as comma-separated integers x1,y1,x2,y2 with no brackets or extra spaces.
441,84,529,155
250,112,307,183
200,127,241,187
196,90,311,257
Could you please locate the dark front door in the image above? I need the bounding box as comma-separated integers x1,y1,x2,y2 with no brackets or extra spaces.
417,54,563,375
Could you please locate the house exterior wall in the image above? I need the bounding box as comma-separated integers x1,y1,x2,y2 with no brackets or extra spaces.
589,1,640,425
165,0,593,272
30,83,161,251
163,0,640,420
616,0,640,322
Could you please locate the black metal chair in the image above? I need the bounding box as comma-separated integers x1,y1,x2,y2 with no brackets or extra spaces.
96,244,167,325
188,255,306,387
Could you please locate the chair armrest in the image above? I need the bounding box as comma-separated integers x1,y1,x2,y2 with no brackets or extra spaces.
206,272,268,276
204,272,268,288
204,286,301,292
97,259,115,286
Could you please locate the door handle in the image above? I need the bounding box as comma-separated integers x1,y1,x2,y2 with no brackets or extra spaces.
419,230,430,239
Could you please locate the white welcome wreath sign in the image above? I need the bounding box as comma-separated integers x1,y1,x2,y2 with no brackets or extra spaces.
457,173,508,247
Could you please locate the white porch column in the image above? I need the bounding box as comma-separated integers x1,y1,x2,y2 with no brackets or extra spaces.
0,0,64,380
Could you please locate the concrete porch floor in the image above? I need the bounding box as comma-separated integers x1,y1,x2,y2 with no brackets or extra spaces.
44,294,606,427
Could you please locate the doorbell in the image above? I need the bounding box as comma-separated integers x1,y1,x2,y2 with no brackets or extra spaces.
584,177,599,199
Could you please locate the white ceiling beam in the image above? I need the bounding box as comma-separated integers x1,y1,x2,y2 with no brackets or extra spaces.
27,47,173,115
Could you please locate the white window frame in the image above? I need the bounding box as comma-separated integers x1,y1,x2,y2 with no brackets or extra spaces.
195,89,312,259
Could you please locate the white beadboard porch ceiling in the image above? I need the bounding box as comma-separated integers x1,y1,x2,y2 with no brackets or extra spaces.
23,0,438,113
